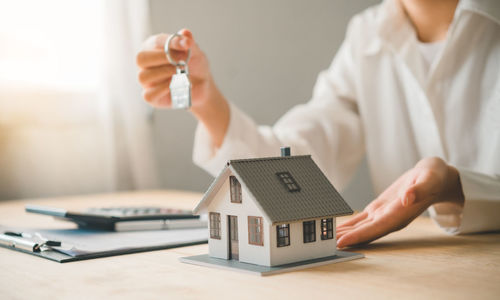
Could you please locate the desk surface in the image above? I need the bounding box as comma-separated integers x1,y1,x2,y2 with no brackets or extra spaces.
0,190,499,299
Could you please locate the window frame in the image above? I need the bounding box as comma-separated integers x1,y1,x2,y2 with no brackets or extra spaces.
209,212,221,239
276,171,301,192
230,176,242,203
320,218,334,240
248,216,264,246
276,224,290,247
303,220,316,243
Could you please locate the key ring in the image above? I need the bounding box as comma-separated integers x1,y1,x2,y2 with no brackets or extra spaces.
164,32,191,67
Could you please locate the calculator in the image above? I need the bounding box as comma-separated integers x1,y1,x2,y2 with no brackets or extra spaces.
25,205,206,231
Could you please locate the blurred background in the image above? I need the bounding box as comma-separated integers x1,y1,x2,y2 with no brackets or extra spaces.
0,0,378,210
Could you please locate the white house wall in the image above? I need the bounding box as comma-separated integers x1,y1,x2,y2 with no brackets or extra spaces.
270,218,336,266
207,174,271,266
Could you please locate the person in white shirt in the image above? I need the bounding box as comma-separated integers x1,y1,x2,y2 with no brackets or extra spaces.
136,0,500,248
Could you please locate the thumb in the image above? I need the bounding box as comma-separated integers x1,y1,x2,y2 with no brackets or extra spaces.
401,171,436,206
401,190,416,207
155,29,194,51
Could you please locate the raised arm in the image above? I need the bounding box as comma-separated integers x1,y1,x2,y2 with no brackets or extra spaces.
136,27,365,189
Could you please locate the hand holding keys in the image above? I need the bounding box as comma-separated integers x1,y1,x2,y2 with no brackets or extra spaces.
137,29,231,148
137,29,205,110
165,32,192,109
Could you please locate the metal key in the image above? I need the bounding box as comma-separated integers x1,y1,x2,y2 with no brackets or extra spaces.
170,66,192,109
165,32,192,109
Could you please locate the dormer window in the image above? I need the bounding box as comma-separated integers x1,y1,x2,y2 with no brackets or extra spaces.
230,176,242,203
276,171,301,192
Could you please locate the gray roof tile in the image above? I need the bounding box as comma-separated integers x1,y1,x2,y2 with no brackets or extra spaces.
229,155,353,223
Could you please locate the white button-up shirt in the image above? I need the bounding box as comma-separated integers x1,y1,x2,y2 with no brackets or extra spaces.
193,0,500,234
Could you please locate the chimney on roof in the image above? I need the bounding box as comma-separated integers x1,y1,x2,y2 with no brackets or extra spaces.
280,146,291,157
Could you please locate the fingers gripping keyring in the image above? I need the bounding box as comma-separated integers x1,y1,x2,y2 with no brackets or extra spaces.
164,31,192,109
164,32,191,68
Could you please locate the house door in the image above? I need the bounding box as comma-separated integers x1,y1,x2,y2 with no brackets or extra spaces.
228,215,239,260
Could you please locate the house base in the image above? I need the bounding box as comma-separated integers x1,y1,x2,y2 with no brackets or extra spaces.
180,250,364,276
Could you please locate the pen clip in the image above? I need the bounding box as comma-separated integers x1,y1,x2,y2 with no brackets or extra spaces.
33,232,62,249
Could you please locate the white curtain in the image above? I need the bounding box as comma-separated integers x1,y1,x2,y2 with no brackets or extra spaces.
103,0,158,190
0,0,157,200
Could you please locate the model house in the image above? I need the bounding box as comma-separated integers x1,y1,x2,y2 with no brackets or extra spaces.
192,148,354,267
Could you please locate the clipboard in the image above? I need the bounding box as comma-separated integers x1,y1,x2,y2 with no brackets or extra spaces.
0,225,207,263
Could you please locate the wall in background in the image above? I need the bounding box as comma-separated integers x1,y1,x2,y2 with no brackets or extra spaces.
149,0,380,210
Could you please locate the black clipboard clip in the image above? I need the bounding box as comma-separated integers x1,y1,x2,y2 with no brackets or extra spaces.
0,231,61,252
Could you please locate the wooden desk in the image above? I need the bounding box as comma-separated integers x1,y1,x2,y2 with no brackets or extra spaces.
0,191,499,299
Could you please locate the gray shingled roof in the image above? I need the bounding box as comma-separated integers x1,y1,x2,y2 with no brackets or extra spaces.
194,155,353,224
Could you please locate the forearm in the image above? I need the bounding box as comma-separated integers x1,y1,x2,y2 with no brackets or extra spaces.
190,77,230,149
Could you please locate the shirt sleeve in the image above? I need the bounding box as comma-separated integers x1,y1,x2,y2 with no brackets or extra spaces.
192,19,365,190
429,168,500,234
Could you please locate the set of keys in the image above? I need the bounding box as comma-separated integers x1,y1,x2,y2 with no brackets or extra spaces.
165,32,192,109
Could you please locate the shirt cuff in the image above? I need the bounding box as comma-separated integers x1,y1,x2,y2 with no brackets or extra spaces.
192,102,257,176
429,167,500,235
428,202,463,235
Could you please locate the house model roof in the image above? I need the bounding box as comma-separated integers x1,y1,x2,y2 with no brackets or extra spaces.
193,155,353,224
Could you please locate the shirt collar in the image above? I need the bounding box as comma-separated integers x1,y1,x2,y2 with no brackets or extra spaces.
364,0,500,56
458,0,500,25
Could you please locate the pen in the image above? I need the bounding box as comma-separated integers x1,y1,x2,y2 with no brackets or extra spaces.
0,233,40,252
0,231,62,252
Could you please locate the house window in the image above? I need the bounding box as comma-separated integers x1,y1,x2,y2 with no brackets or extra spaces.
276,224,290,247
230,176,242,203
276,172,301,192
321,218,334,240
248,216,264,246
303,220,316,243
209,212,221,239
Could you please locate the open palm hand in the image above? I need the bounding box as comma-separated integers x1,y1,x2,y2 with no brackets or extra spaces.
336,157,464,248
